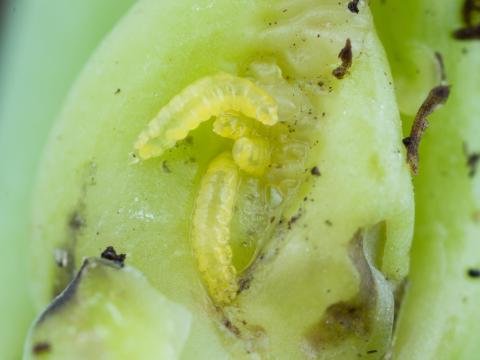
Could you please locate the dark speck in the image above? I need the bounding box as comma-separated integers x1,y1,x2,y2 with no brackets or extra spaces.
466,152,480,178
237,276,252,293
114,88,121,95
33,342,51,354
288,212,301,229
162,160,171,173
69,212,85,230
467,268,480,278
223,318,241,337
348,0,360,14
453,25,480,40
101,246,126,267
366,349,378,354
311,166,321,176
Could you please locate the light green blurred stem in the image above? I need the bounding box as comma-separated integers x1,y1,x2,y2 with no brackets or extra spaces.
371,1,480,359
0,1,134,358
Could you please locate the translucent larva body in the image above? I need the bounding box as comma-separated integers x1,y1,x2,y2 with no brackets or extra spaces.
213,113,259,140
192,152,239,304
134,73,278,160
232,137,271,176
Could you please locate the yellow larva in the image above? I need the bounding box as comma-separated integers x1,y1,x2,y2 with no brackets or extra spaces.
232,137,271,176
192,152,240,304
134,73,279,160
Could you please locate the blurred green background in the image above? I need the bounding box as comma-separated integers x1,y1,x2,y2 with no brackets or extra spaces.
0,1,134,358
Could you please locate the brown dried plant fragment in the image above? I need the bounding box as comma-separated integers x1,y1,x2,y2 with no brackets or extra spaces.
404,85,450,174
332,39,352,79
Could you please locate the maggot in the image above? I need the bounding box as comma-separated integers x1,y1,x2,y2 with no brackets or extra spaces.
192,152,240,304
134,73,278,160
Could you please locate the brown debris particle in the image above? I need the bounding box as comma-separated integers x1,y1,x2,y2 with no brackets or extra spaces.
453,0,480,40
32,342,51,354
68,212,85,230
223,318,241,337
311,166,321,176
467,152,480,177
332,39,352,79
237,276,252,294
453,25,480,39
348,0,360,14
101,246,126,267
404,85,450,174
463,143,479,177
162,160,171,173
288,212,301,229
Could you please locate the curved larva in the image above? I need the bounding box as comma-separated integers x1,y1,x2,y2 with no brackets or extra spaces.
192,152,240,304
232,137,271,176
134,73,279,160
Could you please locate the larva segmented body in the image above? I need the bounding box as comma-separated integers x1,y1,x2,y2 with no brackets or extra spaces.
232,137,271,176
213,113,252,140
213,113,272,176
192,152,240,304
134,73,278,160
